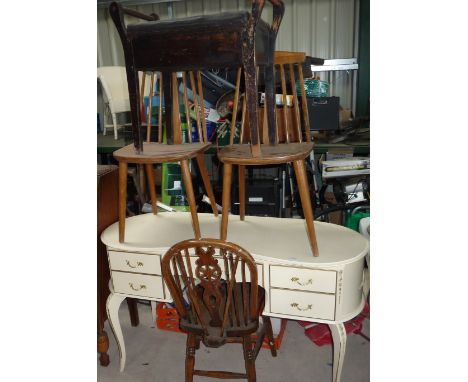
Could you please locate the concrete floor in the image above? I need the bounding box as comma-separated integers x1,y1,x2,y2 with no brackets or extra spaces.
98,301,369,382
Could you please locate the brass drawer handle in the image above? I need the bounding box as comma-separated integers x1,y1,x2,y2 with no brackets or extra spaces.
126,260,144,269
290,302,313,311
129,283,147,291
291,277,313,286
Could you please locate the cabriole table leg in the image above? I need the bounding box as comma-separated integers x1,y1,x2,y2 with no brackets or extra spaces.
329,323,347,382
106,293,127,372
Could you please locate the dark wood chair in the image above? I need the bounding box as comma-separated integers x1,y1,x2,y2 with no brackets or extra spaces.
161,238,277,382
109,3,220,243
219,51,320,256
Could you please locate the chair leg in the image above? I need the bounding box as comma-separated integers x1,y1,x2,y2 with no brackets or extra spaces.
242,335,256,382
292,159,319,256
195,153,218,216
97,330,110,366
129,167,146,208
262,316,277,357
145,164,158,214
185,333,197,382
180,159,201,239
220,163,233,241
112,112,118,140
118,161,128,243
238,165,246,220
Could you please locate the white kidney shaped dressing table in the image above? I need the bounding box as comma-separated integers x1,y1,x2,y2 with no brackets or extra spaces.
101,212,369,382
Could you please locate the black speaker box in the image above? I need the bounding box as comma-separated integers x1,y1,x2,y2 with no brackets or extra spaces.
231,178,281,217
307,96,340,131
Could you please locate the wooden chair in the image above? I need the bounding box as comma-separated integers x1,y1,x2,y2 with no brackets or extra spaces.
161,238,276,382
110,3,220,243
219,51,320,256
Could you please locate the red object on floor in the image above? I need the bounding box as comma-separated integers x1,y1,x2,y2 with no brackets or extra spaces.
299,303,369,346
156,302,288,350
156,303,183,333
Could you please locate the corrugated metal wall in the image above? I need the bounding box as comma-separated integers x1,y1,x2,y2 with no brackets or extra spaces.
98,0,359,109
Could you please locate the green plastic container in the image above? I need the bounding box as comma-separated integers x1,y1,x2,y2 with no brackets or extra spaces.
296,79,329,98
344,211,370,232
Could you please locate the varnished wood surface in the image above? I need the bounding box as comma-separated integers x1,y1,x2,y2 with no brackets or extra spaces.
293,160,320,256
273,51,306,65
218,142,314,165
161,238,276,381
220,50,319,255
113,142,211,163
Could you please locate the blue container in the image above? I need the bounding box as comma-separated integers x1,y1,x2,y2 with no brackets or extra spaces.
191,121,216,142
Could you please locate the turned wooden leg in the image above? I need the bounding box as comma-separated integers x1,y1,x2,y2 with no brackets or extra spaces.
137,164,147,207
126,298,139,327
180,159,201,239
118,161,128,243
220,163,233,241
97,330,110,366
238,165,246,220
195,153,218,216
262,316,277,357
292,160,319,256
242,335,256,382
129,166,146,207
185,333,197,382
145,163,158,214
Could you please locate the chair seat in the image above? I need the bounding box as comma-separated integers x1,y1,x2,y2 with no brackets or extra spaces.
113,142,211,163
127,12,272,71
218,142,315,165
128,12,251,34
180,283,265,346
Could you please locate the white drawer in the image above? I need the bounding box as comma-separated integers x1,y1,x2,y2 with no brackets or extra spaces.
112,271,165,299
270,266,336,293
270,288,335,320
108,251,161,275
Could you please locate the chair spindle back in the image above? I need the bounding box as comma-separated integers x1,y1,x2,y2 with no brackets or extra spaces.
229,51,311,146
161,239,260,346
138,70,209,145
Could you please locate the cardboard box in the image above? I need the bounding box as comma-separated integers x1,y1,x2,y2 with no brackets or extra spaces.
339,108,354,129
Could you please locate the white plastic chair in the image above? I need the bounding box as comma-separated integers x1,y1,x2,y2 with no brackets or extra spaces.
97,66,131,139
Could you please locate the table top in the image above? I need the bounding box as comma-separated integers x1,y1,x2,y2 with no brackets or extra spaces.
101,212,369,266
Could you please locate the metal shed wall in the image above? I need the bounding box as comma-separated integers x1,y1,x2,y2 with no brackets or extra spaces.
98,0,359,109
